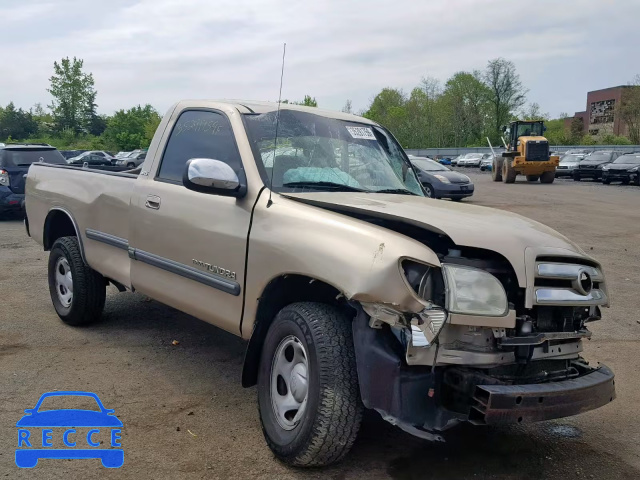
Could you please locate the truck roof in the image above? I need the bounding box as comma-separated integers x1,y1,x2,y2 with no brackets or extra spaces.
172,99,377,125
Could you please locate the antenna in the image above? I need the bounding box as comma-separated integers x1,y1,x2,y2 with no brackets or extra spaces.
267,42,287,208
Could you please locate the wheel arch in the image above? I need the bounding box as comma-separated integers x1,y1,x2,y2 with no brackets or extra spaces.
241,274,352,388
43,208,86,264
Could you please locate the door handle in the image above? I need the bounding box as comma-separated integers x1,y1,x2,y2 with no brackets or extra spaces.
145,195,161,210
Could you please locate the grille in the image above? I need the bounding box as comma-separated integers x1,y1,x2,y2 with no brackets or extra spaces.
525,141,549,161
533,260,607,306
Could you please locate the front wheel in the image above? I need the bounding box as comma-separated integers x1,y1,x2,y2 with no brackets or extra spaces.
573,173,581,181
540,171,555,183
423,184,435,198
48,236,106,325
502,159,517,183
127,162,136,169
257,302,363,467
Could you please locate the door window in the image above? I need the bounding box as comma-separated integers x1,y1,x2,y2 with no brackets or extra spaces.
157,110,242,183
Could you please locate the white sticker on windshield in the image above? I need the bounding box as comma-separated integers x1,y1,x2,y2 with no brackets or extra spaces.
346,126,376,140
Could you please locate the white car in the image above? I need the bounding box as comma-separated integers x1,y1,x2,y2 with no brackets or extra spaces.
458,153,483,167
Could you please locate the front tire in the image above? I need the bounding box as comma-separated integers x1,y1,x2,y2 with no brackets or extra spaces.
423,184,435,198
540,171,555,184
502,159,517,183
127,162,136,169
257,302,363,467
48,236,106,325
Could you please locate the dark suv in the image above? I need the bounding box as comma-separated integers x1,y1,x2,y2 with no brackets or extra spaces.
0,143,66,217
573,151,622,181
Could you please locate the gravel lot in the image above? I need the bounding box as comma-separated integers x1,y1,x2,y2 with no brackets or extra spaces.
1,172,639,479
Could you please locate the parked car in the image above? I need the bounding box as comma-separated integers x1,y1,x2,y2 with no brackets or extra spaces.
66,150,115,166
480,154,494,171
450,154,466,166
573,151,622,181
59,149,87,160
409,155,474,200
25,100,616,467
601,153,640,185
458,153,483,167
555,154,585,177
114,151,131,159
115,150,147,168
0,143,65,217
435,156,452,165
66,153,112,166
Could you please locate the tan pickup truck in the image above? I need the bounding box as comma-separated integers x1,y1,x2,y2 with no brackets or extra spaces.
25,100,615,466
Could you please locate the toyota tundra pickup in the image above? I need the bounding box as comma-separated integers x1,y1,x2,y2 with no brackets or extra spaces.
25,100,615,467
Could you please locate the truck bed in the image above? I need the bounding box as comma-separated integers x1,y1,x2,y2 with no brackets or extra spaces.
26,163,137,288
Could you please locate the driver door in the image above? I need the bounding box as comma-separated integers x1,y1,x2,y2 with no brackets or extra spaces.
129,108,255,334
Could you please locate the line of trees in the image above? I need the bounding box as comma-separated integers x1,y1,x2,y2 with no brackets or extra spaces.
359,58,637,147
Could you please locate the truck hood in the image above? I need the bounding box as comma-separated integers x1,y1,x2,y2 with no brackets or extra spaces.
282,192,587,287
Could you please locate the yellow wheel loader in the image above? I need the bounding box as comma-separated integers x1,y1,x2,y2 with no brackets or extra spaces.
491,121,559,184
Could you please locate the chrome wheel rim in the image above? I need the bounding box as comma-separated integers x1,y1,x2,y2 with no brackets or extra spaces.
270,335,309,431
55,257,73,307
425,186,433,197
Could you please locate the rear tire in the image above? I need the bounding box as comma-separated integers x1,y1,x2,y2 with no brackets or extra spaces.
48,236,106,325
502,159,517,183
492,157,504,182
526,175,539,182
540,171,555,184
257,302,363,467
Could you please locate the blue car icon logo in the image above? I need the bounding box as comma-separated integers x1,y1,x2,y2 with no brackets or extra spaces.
16,391,123,468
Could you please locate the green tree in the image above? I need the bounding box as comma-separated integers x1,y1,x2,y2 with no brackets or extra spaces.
293,95,318,107
48,57,97,133
569,117,585,144
521,102,548,121
0,102,39,140
442,71,491,146
619,76,640,144
363,88,408,144
484,58,527,133
103,105,161,150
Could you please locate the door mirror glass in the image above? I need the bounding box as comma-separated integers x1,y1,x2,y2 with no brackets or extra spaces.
183,158,246,197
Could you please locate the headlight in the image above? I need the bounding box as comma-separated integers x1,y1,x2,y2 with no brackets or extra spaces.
602,165,610,170
433,174,450,184
630,166,639,172
597,164,605,169
442,264,508,316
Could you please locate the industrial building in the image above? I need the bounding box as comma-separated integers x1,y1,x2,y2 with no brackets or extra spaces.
565,85,636,138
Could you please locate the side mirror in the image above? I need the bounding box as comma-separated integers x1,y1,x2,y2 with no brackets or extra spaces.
543,125,547,132
183,158,247,197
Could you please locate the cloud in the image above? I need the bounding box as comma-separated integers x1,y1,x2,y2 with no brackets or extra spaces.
1,0,639,118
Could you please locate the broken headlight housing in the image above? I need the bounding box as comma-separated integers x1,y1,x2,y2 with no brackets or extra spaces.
442,264,508,316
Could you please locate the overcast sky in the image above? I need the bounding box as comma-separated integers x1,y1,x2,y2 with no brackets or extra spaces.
1,0,639,118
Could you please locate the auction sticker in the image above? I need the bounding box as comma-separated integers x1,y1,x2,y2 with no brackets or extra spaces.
346,126,376,140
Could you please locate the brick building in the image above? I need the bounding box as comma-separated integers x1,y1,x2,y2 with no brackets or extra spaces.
565,86,636,138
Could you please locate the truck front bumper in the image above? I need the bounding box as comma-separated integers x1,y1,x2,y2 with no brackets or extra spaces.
468,364,615,425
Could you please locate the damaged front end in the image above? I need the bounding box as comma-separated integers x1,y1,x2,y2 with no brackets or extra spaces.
354,248,615,439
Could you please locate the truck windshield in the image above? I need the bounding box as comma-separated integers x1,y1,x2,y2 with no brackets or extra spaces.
0,148,66,167
243,110,423,195
516,123,544,137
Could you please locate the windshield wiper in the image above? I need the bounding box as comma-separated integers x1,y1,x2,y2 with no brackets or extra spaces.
374,188,419,196
283,181,367,192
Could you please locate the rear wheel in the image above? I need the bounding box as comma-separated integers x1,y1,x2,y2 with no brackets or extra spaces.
540,171,555,184
48,236,106,325
526,175,539,182
502,159,517,183
492,157,504,182
257,302,363,466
